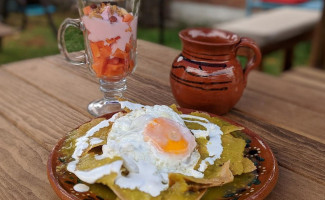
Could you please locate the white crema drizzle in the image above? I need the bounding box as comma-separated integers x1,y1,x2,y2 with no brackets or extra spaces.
72,113,119,160
119,100,144,110
73,183,90,192
180,114,224,172
67,113,122,184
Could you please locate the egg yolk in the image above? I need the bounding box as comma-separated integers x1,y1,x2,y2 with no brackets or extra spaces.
143,117,196,157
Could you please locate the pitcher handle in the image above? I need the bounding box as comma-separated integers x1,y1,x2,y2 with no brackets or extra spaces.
58,18,88,66
235,37,262,86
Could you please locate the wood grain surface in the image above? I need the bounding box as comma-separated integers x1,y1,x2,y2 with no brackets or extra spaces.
1,40,325,200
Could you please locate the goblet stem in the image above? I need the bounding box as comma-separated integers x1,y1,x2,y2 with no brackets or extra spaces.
100,78,127,99
87,78,127,117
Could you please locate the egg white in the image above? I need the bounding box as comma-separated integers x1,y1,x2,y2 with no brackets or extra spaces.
100,105,203,196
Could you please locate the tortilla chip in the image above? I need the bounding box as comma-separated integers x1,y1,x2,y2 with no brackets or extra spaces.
162,175,207,200
77,153,122,171
80,124,112,157
194,132,249,179
107,177,206,200
187,111,244,135
242,157,257,173
177,161,234,188
170,104,182,114
97,171,206,200
77,118,108,137
60,118,107,160
215,134,247,175
89,183,117,200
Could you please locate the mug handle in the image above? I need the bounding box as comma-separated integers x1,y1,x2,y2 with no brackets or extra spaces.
235,37,262,86
58,18,87,66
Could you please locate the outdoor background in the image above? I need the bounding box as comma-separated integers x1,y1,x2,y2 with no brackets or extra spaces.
0,0,315,75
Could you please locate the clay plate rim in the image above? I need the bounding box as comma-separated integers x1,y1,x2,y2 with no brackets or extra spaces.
47,108,279,200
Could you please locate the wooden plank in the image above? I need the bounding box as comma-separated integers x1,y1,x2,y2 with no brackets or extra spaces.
236,88,325,143
226,109,325,185
0,115,58,200
3,58,101,117
126,73,174,106
265,167,325,200
137,40,180,65
247,71,325,113
292,67,325,81
3,57,175,112
281,73,325,91
281,67,325,91
0,69,90,151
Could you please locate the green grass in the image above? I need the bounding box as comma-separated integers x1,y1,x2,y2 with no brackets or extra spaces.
0,23,59,64
65,27,85,52
0,12,312,76
0,13,67,64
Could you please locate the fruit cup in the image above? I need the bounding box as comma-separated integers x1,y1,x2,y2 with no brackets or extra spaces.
58,0,140,117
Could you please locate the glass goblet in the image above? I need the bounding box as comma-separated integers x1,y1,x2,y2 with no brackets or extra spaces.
58,0,140,117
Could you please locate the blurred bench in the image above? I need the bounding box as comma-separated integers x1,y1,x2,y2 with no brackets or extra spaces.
0,22,16,51
216,7,321,70
246,0,323,15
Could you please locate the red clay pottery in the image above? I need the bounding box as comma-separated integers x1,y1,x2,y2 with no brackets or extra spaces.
170,28,262,115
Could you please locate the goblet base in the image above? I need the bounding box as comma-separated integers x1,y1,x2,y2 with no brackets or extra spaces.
87,98,122,117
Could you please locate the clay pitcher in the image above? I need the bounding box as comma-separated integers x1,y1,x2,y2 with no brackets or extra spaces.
170,28,262,115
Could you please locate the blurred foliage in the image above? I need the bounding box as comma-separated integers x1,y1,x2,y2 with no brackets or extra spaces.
65,26,84,52
0,12,69,64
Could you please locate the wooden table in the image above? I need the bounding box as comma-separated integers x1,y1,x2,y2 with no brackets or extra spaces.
0,40,324,199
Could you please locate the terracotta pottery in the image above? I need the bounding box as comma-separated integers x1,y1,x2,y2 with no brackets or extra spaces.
170,28,262,115
47,108,278,200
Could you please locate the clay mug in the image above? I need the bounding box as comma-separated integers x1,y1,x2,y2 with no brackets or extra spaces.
170,28,262,115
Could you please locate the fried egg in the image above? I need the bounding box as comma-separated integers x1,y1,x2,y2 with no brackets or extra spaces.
67,103,224,197
101,105,203,196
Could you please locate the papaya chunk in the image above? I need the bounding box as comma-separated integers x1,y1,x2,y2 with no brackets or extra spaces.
113,48,128,59
90,42,101,58
83,6,92,16
122,13,134,22
103,63,125,77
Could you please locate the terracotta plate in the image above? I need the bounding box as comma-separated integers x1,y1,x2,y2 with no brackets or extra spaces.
47,108,279,200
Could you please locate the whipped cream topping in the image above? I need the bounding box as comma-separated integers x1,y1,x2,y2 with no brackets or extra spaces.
82,14,132,54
